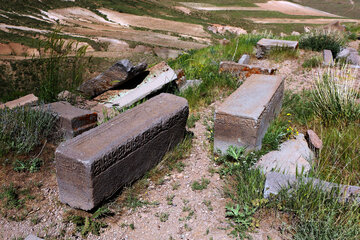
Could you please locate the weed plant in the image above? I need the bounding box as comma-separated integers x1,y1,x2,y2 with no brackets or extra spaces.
299,29,346,57
37,29,88,102
268,46,299,62
0,105,57,156
302,56,322,69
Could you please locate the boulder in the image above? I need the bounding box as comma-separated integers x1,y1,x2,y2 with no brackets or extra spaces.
255,134,314,175
305,129,323,153
78,59,147,98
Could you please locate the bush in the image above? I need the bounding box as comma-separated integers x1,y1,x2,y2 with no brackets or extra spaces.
0,105,58,155
299,29,346,57
311,66,360,124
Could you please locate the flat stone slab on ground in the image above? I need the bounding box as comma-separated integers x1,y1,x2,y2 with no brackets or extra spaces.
255,134,314,176
104,61,177,109
43,101,97,139
264,172,360,202
78,59,147,98
55,93,189,210
0,94,38,109
219,61,277,77
214,74,284,153
256,38,298,58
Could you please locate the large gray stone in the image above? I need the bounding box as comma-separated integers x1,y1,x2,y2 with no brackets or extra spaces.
255,134,314,176
55,93,189,210
0,94,38,109
264,172,360,203
78,59,147,98
256,38,298,59
103,61,177,109
43,101,98,140
323,49,333,66
214,74,284,153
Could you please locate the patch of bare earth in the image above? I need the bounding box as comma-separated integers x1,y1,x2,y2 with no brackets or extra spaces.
247,18,360,24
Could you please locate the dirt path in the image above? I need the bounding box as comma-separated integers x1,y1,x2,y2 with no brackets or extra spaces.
88,108,231,240
180,1,340,17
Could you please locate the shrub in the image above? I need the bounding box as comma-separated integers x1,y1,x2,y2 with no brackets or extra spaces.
302,56,322,68
311,66,360,124
299,29,346,57
0,105,58,155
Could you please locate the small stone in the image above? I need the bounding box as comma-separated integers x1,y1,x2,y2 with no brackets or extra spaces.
323,50,333,66
291,31,300,36
238,54,250,65
305,129,323,151
25,235,43,240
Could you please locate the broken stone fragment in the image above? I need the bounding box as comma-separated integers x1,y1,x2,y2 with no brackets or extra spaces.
219,61,277,77
41,101,98,140
78,59,147,98
255,134,314,176
238,54,250,65
256,38,299,59
0,94,38,109
305,129,323,155
179,80,202,92
264,172,360,202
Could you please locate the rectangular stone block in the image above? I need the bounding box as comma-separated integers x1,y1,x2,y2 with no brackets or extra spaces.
44,101,98,139
214,74,284,153
219,61,277,77
0,94,38,109
257,38,299,50
55,93,189,210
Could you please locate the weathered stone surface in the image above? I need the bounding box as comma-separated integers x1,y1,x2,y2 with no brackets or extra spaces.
264,172,360,202
219,61,277,78
78,59,147,98
256,38,298,59
55,93,189,210
43,101,98,139
0,94,38,109
323,49,334,66
255,134,314,175
214,74,284,153
104,61,177,109
347,52,360,65
25,235,43,240
337,47,357,59
305,129,323,153
238,54,250,65
179,79,202,92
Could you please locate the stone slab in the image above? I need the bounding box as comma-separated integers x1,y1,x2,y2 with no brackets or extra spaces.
55,93,189,210
238,54,250,64
255,134,314,176
104,61,177,109
214,74,284,153
264,172,360,202
78,59,147,98
44,101,98,139
257,38,299,49
179,79,202,92
0,94,38,109
219,61,277,77
323,49,334,66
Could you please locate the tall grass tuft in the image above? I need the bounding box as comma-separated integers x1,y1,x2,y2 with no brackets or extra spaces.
37,29,88,102
299,29,346,57
311,66,360,124
0,105,57,156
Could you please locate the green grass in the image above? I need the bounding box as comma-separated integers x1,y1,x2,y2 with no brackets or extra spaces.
191,178,210,191
302,55,323,68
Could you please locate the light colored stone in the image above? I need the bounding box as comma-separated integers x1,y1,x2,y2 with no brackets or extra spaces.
238,54,250,65
264,172,360,202
255,134,314,176
291,31,300,36
42,101,98,139
25,234,43,240
323,49,333,66
179,80,202,92
55,93,188,210
214,74,284,153
104,61,177,109
256,38,299,59
347,52,360,66
220,61,277,77
305,129,323,151
0,94,38,109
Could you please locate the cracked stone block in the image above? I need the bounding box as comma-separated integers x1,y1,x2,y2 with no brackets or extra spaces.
44,101,98,139
214,74,284,153
0,94,38,109
255,134,314,176
219,61,277,77
55,93,189,210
